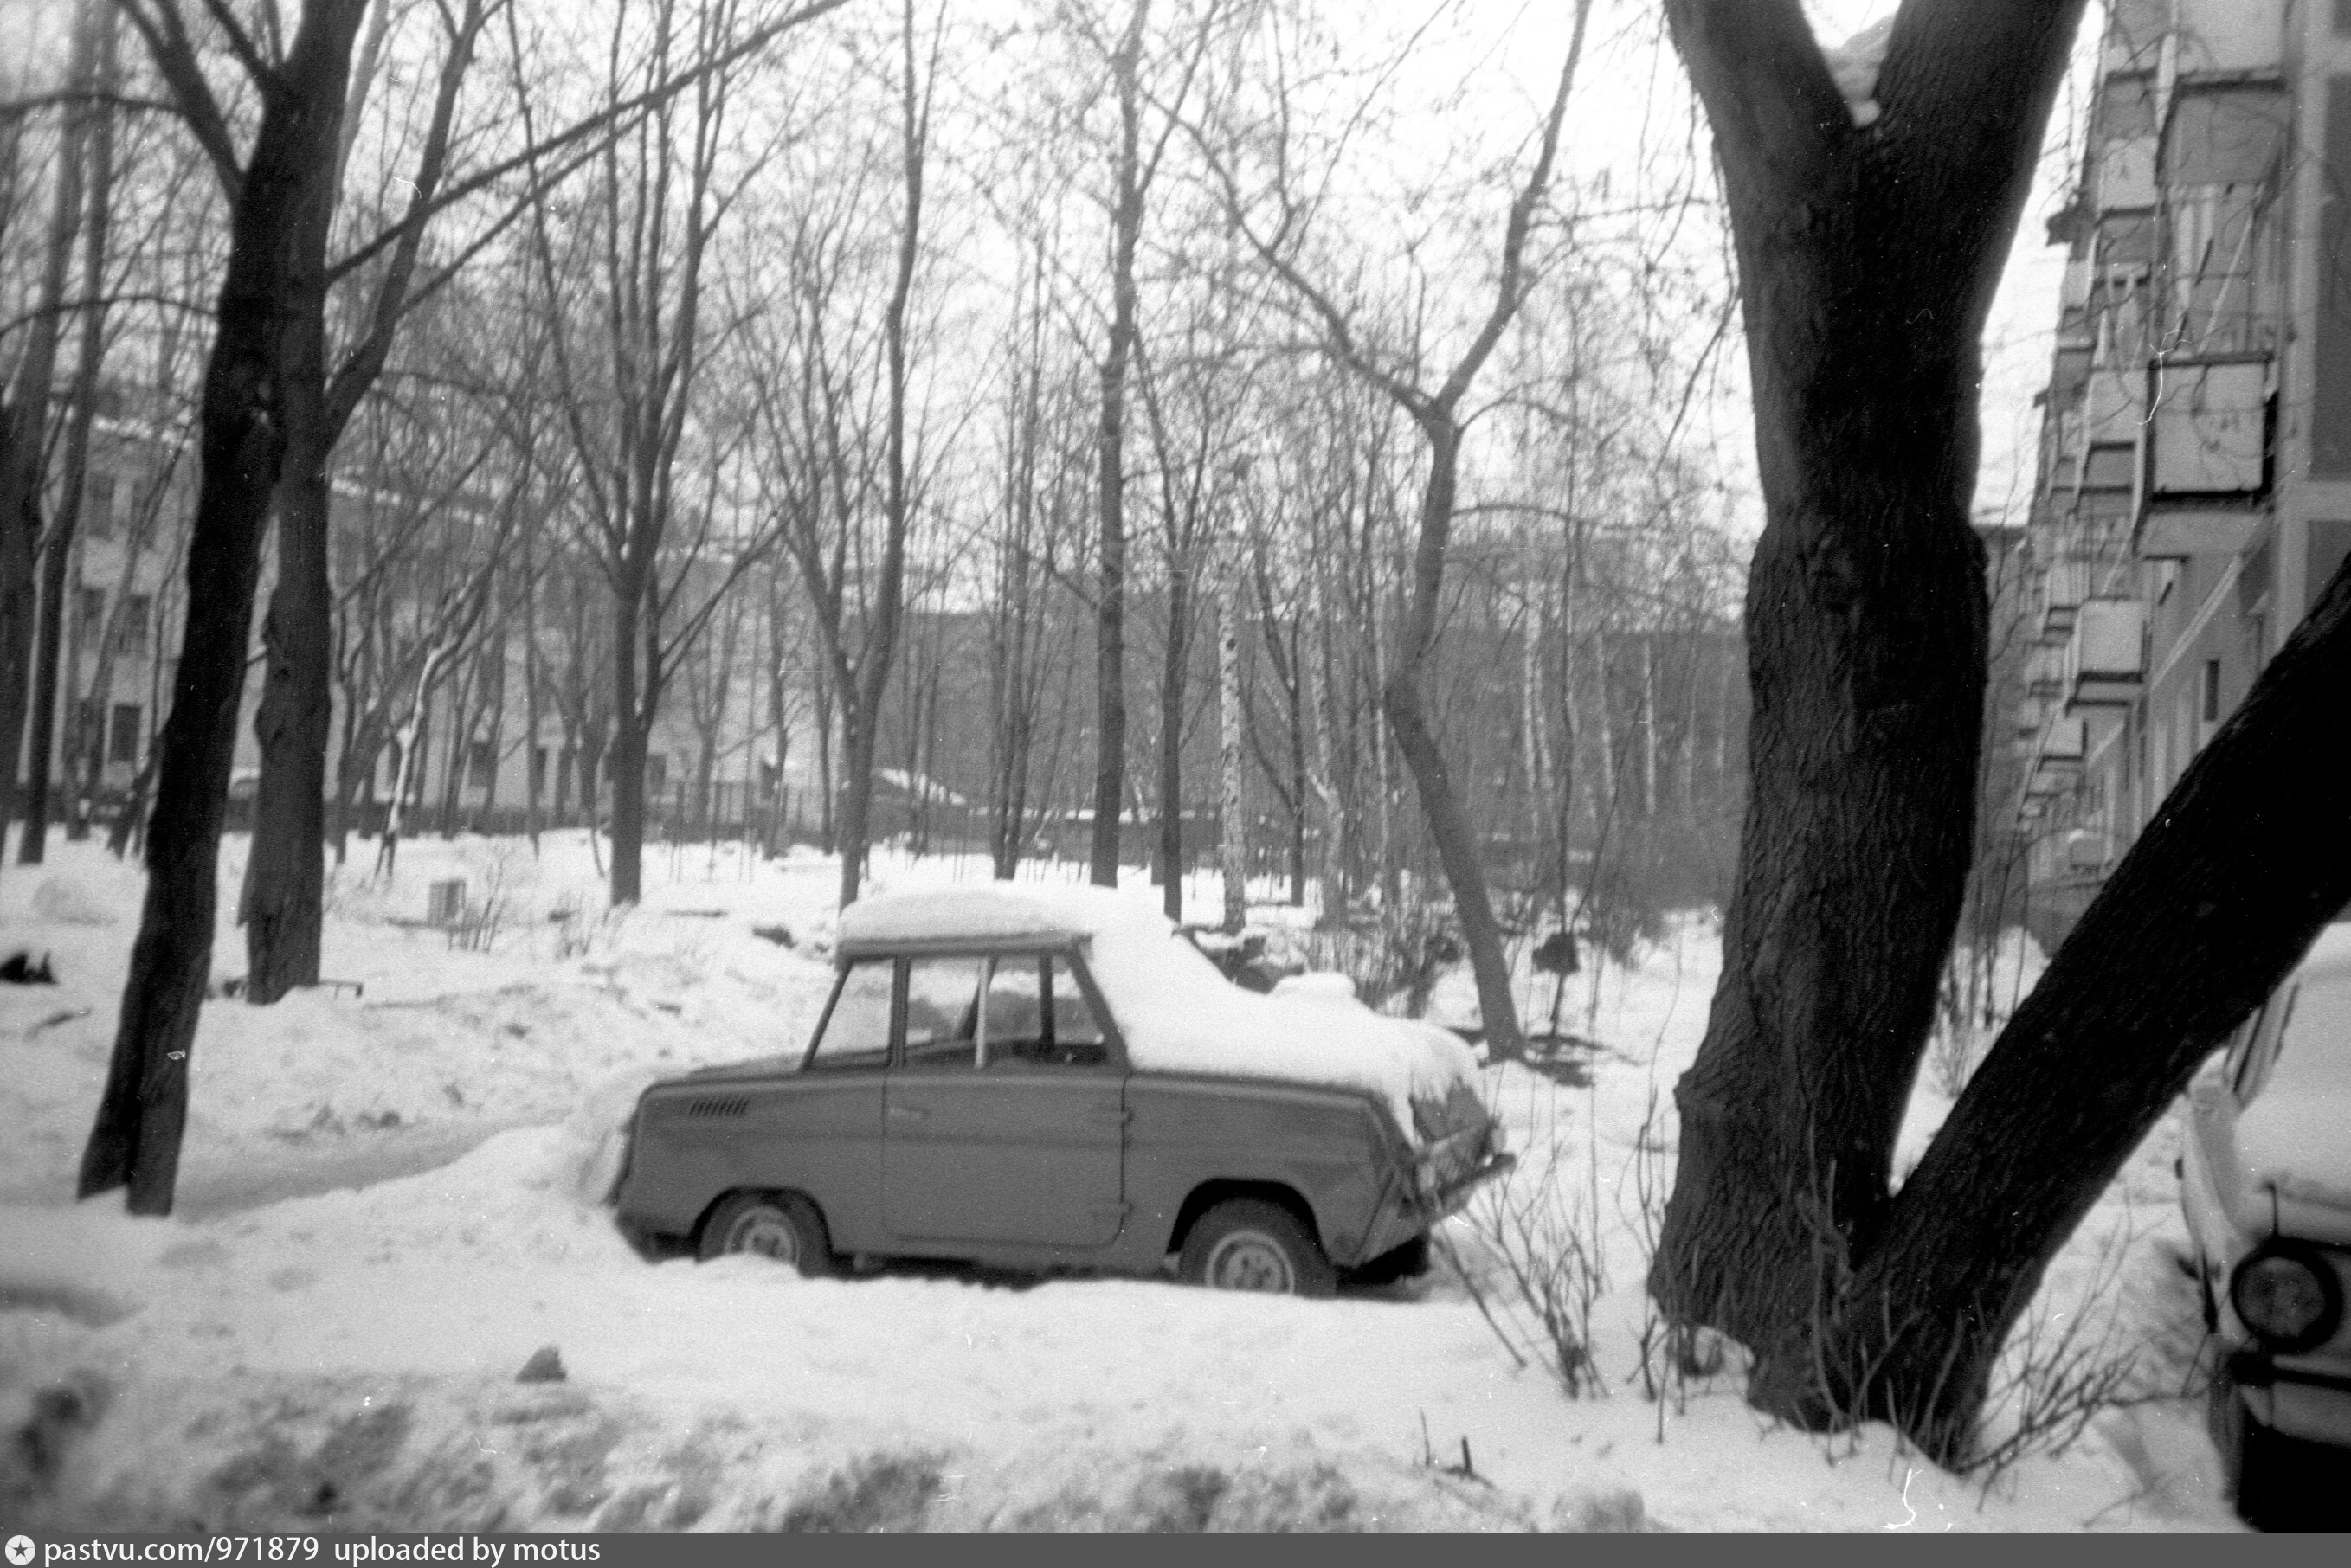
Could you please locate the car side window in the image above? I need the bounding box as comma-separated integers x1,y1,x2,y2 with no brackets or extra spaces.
805,960,895,1071
902,955,988,1069
2234,985,2294,1102
981,954,1110,1070
2221,1007,2262,1089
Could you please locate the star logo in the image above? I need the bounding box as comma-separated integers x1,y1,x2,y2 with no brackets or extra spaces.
5,1534,35,1566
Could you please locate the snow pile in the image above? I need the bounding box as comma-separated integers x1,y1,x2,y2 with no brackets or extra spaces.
30,877,117,926
1821,16,1891,129
842,884,1485,1143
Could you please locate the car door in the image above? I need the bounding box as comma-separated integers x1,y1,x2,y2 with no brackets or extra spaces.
883,950,1128,1250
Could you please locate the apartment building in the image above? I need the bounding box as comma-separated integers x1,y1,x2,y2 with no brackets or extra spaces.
24,402,805,845
2018,0,2351,943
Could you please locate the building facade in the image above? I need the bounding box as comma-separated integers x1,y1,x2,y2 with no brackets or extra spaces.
2019,0,2351,945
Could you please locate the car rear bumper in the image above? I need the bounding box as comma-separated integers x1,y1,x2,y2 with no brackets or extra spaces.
2228,1349,2351,1448
1352,1150,1517,1263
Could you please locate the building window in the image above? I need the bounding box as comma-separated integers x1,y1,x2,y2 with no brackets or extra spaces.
2200,659,2222,726
467,740,496,791
76,587,106,648
84,472,115,539
646,752,668,792
529,745,548,797
117,594,151,656
109,704,141,765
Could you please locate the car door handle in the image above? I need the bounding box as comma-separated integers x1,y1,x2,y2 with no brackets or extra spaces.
887,1104,929,1122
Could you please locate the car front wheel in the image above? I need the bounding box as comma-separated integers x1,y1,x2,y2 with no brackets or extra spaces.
2210,1357,2330,1529
698,1191,838,1277
1179,1199,1337,1298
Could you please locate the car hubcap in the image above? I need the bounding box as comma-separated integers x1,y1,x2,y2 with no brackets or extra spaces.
1206,1231,1295,1292
730,1210,800,1264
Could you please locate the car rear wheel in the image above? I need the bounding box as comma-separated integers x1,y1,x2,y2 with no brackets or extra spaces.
698,1191,838,1276
1179,1199,1336,1299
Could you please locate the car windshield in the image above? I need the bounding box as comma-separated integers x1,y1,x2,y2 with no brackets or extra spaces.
2275,975,2351,1093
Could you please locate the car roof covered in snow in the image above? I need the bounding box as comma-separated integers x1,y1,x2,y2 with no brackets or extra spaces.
834,884,1128,958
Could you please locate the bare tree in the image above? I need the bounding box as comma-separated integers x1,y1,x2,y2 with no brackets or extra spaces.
1195,2,1596,1058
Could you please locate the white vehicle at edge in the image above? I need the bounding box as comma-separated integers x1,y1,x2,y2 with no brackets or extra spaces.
2180,920,2351,1525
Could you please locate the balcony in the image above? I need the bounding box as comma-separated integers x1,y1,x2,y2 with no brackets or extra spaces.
2038,559,2090,641
2015,696,2045,737
2103,0,2167,73
2064,828,2113,871
2025,646,2064,697
2031,715,2089,792
2084,364,2144,440
2097,135,2157,211
2168,0,2283,80
2137,354,2270,557
2064,598,2147,709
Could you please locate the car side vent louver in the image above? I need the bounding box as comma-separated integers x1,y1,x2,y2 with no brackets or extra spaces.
684,1095,752,1120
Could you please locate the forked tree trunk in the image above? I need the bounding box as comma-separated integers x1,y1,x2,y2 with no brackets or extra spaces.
1802,559,2351,1457
1648,0,2085,1444
81,0,369,1215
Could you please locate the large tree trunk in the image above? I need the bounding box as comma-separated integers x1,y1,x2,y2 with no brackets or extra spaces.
243,440,335,1000
81,0,368,1215
609,590,646,904
1217,553,1246,935
1156,575,1190,920
1649,0,2086,1436
1089,1,1150,890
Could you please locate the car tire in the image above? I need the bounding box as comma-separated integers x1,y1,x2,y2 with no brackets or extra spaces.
2210,1358,2318,1530
1345,1233,1433,1287
1179,1198,1337,1299
698,1190,838,1277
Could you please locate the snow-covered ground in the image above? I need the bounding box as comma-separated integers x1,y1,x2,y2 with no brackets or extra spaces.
0,832,2238,1531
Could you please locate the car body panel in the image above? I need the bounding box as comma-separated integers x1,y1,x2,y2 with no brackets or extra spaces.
621,1074,886,1249
1119,1074,1405,1268
883,1068,1128,1249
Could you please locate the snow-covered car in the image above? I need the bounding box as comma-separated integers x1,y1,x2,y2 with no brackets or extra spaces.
2180,920,2351,1524
610,884,1511,1295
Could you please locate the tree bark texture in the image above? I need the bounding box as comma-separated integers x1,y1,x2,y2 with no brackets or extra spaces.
1649,0,2088,1432
1793,559,2351,1458
81,0,369,1215
1156,573,1191,920
1089,0,1150,890
242,422,334,1001
1217,550,1246,934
